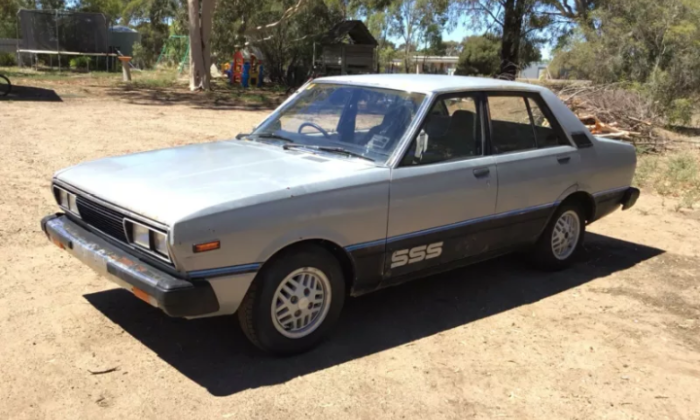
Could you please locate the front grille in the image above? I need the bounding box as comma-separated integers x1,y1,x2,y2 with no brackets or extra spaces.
76,196,128,242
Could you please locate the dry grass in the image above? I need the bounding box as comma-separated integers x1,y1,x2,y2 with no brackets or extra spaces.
634,151,700,210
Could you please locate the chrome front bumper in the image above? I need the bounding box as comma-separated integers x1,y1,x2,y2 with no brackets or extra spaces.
41,214,220,317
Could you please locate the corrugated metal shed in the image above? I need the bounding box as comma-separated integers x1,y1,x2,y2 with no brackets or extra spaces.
321,20,377,75
321,20,378,46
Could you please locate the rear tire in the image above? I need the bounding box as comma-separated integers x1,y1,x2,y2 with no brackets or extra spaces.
237,244,345,355
531,202,585,270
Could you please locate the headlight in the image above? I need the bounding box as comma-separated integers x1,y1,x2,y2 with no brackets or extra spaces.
132,223,151,249
152,231,168,256
58,189,68,207
125,219,170,260
54,186,80,218
68,194,79,214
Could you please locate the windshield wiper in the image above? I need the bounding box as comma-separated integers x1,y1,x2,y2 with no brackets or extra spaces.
250,133,296,143
283,144,374,162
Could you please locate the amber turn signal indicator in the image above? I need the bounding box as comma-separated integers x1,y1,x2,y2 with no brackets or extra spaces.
51,236,65,250
132,287,158,307
193,240,220,253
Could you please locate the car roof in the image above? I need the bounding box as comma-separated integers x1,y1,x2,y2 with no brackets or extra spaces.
315,74,547,94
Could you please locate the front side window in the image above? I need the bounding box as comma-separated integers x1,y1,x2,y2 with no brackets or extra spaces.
401,94,482,166
252,83,426,163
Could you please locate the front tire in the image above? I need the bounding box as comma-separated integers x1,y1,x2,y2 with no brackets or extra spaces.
237,245,345,355
531,202,585,270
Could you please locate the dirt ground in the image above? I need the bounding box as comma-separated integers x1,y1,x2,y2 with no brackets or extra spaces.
1,77,699,420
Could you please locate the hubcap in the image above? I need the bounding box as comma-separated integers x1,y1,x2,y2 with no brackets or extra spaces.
551,210,581,260
271,267,331,339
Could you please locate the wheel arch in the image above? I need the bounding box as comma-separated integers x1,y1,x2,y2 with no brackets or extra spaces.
560,190,596,222
257,238,357,296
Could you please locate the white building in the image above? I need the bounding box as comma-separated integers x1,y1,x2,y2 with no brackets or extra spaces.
389,56,459,75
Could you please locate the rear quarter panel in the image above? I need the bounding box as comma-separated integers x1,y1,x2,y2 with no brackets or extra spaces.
542,90,637,196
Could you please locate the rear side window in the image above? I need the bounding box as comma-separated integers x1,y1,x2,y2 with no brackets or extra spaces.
529,98,568,148
488,96,536,154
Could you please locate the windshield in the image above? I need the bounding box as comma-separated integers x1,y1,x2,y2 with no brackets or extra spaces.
251,83,426,163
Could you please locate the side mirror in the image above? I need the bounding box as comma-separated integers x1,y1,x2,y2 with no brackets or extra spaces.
414,130,429,160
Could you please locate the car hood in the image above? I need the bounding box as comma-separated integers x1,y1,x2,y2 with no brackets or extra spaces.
55,140,381,225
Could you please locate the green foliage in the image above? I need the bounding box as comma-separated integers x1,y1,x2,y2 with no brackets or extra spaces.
456,33,541,76
131,42,148,68
155,35,188,67
550,0,700,122
455,34,500,76
0,52,17,66
77,0,126,24
233,0,344,83
667,99,695,126
389,0,450,70
134,23,170,68
666,155,699,185
69,56,91,69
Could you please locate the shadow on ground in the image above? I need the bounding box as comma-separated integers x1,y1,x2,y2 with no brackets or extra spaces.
105,83,284,111
84,233,663,397
1,85,62,102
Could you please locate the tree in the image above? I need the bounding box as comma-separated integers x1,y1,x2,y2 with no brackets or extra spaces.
242,0,343,83
77,0,126,26
550,0,700,122
422,23,446,55
443,40,462,56
187,0,216,90
389,0,449,72
459,0,575,77
541,0,602,27
456,33,540,76
455,34,501,75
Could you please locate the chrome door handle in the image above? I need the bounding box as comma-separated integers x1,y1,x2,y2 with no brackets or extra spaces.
557,156,571,164
473,168,490,178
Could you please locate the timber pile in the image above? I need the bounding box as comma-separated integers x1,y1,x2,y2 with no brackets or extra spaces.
552,83,663,149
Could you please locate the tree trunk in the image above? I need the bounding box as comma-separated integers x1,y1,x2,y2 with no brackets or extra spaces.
499,0,525,79
201,0,217,88
188,0,215,91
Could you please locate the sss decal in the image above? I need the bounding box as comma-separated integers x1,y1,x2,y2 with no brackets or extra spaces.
391,242,443,268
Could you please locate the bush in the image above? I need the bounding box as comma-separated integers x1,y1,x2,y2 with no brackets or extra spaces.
455,35,501,76
667,99,694,127
69,56,91,70
455,34,542,77
0,52,16,66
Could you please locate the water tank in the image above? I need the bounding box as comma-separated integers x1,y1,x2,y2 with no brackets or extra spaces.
108,26,140,56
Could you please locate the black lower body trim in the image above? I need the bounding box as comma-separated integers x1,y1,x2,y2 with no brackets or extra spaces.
622,187,640,210
345,205,554,292
383,206,552,279
592,188,629,221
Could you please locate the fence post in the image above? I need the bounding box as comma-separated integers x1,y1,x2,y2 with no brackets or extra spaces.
55,10,61,72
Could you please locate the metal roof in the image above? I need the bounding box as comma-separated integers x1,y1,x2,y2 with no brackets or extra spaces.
315,74,547,94
393,56,459,64
110,25,138,33
321,20,378,46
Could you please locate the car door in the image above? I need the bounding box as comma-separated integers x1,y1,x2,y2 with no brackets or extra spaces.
384,92,498,281
485,92,581,247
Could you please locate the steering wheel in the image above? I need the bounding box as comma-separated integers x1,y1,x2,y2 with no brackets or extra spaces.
298,122,330,138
